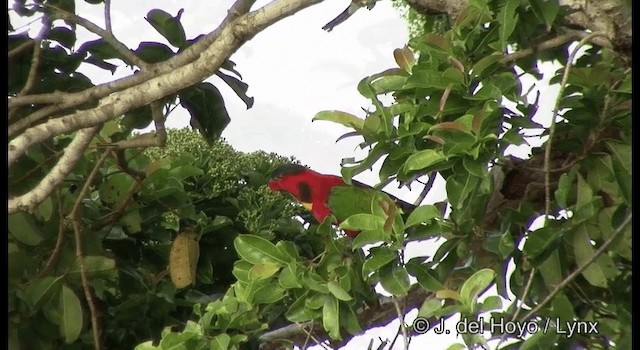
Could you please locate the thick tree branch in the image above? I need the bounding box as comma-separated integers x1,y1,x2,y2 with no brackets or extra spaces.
404,0,630,63
9,126,101,214
9,0,323,168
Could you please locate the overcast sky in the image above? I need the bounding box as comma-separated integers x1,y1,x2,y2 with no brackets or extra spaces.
12,1,560,348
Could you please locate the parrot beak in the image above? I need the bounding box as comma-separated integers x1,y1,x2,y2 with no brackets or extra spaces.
301,202,313,211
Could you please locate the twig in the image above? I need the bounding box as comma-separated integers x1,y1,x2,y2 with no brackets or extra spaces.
392,297,409,350
300,322,315,350
40,191,67,276
413,174,435,206
9,126,101,214
8,40,35,60
47,4,148,69
495,263,537,348
103,0,112,32
544,32,607,216
499,30,611,65
520,213,631,322
100,102,167,149
387,324,402,350
68,147,114,350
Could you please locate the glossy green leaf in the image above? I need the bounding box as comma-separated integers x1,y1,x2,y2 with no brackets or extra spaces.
323,296,341,339
498,0,520,49
59,285,83,343
459,268,495,307
405,205,441,228
523,227,562,259
234,235,287,265
404,149,445,172
249,262,281,280
339,214,385,231
362,247,398,275
312,111,364,131
351,229,388,250
573,224,619,288
380,265,411,296
253,283,285,304
406,260,444,292
210,333,231,350
278,265,302,289
327,281,352,301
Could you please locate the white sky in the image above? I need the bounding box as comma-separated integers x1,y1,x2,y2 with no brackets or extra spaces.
11,1,561,348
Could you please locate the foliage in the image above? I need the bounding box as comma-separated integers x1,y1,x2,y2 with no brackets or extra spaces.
310,0,631,348
8,1,631,350
8,126,308,349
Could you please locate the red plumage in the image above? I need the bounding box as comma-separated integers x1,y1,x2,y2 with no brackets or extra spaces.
267,164,359,237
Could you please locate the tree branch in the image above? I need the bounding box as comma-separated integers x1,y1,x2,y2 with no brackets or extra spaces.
9,126,101,214
68,148,113,350
520,213,632,322
9,0,323,168
48,5,149,69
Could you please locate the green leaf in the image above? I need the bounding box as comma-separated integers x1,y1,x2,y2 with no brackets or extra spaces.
351,229,388,250
253,283,285,304
145,9,186,48
362,247,398,275
379,265,411,296
24,276,62,310
210,333,231,350
498,231,515,258
418,298,443,318
480,295,502,312
134,41,175,64
327,282,352,301
445,173,479,210
523,227,562,259
47,26,76,49
68,256,117,281
278,265,303,289
405,205,441,228
459,268,495,307
99,172,135,206
285,292,316,322
498,0,520,49
323,296,341,339
403,149,446,172
573,224,619,288
313,110,364,131
471,53,502,78
59,285,83,343
340,304,362,334
8,212,44,246
605,141,631,204
554,165,578,208
529,0,559,28
121,105,153,130
234,235,287,265
249,262,281,280
339,214,385,231
180,82,230,144
406,260,444,292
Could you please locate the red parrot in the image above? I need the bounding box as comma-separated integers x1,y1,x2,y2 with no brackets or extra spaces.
267,164,415,237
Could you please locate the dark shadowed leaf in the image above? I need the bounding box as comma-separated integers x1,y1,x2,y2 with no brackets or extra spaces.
215,70,254,109
145,8,186,48
180,82,230,144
